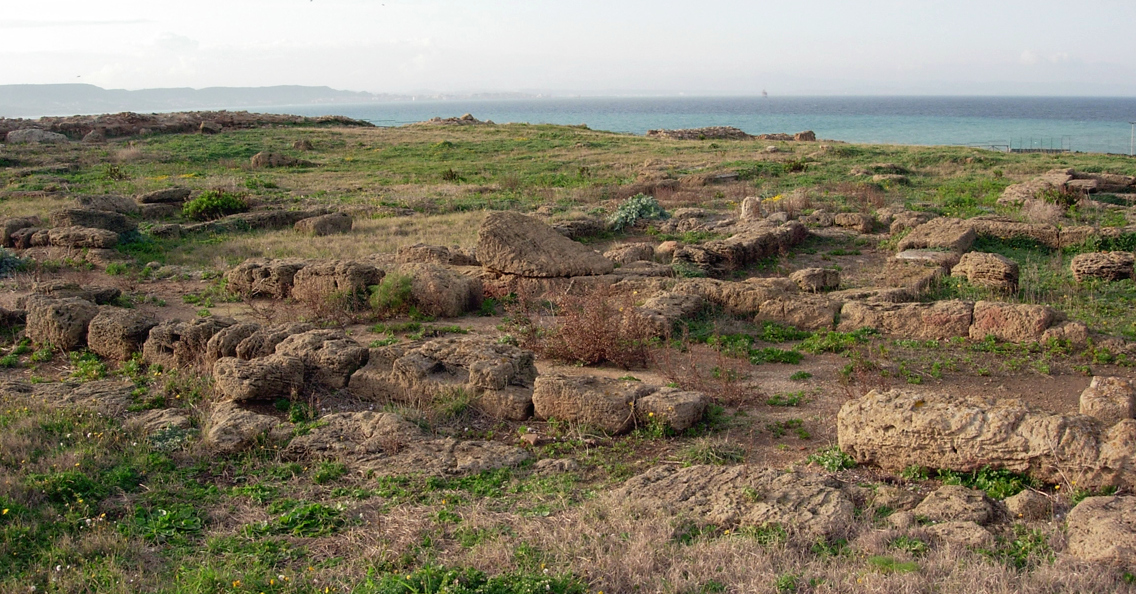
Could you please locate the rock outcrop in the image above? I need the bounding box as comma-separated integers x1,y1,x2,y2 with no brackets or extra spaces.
477,211,613,277
951,252,1019,292
1071,252,1135,282
1065,496,1136,565
25,296,99,350
969,301,1056,342
87,309,159,361
294,212,352,236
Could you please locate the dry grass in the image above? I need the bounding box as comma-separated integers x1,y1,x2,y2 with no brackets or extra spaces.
165,211,486,268
1020,199,1066,225
0,193,74,219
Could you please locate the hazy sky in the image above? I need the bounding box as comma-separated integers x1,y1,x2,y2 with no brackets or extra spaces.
3,0,1136,95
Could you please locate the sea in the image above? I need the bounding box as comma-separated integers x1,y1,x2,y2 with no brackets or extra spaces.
257,96,1136,156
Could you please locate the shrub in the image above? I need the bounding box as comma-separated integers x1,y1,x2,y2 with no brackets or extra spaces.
807,445,856,471
513,288,655,369
608,193,668,231
369,273,413,317
182,190,248,221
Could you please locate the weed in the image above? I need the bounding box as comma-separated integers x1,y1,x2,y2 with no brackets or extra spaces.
182,189,249,220
738,523,788,546
766,391,807,406
980,525,1054,571
807,445,856,472
758,321,813,343
608,193,668,231
357,564,587,594
679,438,746,466
765,419,810,439
514,288,655,369
132,504,204,543
890,535,929,557
69,350,107,381
30,344,54,363
775,572,800,593
867,556,920,574
800,328,877,354
789,371,812,381
312,461,348,484
249,501,345,537
937,466,1035,499
105,261,129,275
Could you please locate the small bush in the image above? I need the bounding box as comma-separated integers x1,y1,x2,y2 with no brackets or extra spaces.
608,193,668,231
800,328,877,354
182,190,249,221
513,288,655,369
680,438,746,466
369,273,413,317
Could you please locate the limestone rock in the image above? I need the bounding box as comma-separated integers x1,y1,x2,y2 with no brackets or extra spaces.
213,355,305,402
1065,496,1136,565
125,408,193,434
1,216,42,247
398,262,482,318
294,212,352,236
890,211,935,235
1004,490,1052,521
951,252,1019,292
137,188,191,205
912,485,998,525
636,291,705,336
896,218,976,253
532,374,653,434
740,196,762,221
757,294,841,331
143,318,235,369
613,465,855,537
6,129,68,143
925,521,995,548
837,300,973,340
635,387,707,432
970,218,1061,249
25,281,120,305
837,388,1136,489
604,243,656,265
75,194,138,215
204,401,282,455
1071,251,1135,282
87,308,159,361
250,152,310,168
50,208,137,234
673,222,807,276
274,329,368,389
25,296,98,350
235,322,313,360
477,211,613,277
1080,376,1136,426
48,226,118,249
800,210,835,227
204,323,262,362
834,212,874,234
871,485,923,511
969,301,1056,342
1041,320,1090,346
225,258,308,298
396,243,478,267
789,268,840,293
291,260,383,309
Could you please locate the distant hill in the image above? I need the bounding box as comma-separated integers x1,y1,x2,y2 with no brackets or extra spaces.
0,84,417,118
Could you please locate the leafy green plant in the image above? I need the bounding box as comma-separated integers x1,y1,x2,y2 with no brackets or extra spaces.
249,502,345,537
867,556,920,574
800,328,877,354
980,525,1054,571
29,344,54,363
807,445,856,472
69,350,107,381
356,564,587,594
312,461,348,485
937,466,1034,499
890,535,929,557
766,391,807,407
181,189,249,220
369,273,413,316
766,419,810,439
133,504,204,543
789,371,812,381
608,193,668,231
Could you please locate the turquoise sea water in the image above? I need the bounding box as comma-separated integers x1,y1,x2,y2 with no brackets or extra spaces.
261,96,1136,155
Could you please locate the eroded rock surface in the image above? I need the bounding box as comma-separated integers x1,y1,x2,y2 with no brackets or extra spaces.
478,211,613,277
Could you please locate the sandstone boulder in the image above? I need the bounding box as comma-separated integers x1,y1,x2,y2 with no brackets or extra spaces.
75,194,138,215
969,218,1061,249
291,260,383,309
1065,496,1136,565
143,318,235,369
837,300,973,340
925,521,995,548
838,389,1136,489
204,401,282,455
1080,376,1136,426
1,216,42,247
225,258,308,298
396,243,479,267
48,226,118,249
1004,490,1052,521
951,252,1019,292
889,211,936,235
636,292,705,336
50,208,137,234
137,188,191,205
1041,320,1090,346
673,222,807,276
800,210,835,227
6,129,68,144
912,485,998,525
1070,251,1134,282
25,281,121,305
294,212,352,236
478,211,613,277
834,212,874,234
757,294,841,331
274,329,368,389
213,355,305,402
532,374,653,434
969,301,1056,342
25,296,98,350
235,322,313,360
204,322,262,362
789,268,840,292
125,408,193,435
250,152,310,168
604,243,656,265
739,196,762,221
614,465,855,537
635,387,708,432
87,309,159,361
398,263,482,318
896,218,976,253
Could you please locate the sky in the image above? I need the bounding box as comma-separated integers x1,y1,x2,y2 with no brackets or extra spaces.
2,0,1136,96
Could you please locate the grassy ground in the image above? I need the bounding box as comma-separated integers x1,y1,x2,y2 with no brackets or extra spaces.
3,122,1136,592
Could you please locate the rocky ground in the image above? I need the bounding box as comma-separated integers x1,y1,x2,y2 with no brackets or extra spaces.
1,116,1136,593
